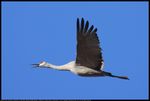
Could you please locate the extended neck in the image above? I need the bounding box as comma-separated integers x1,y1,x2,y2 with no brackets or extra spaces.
43,62,71,71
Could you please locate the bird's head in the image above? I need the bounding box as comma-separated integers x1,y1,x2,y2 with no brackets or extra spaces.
32,61,47,67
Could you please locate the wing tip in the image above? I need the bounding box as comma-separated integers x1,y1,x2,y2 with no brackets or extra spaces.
81,17,84,23
77,17,87,23
93,28,97,33
77,18,79,22
81,17,84,21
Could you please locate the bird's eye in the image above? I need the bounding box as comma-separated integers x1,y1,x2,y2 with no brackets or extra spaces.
39,61,44,64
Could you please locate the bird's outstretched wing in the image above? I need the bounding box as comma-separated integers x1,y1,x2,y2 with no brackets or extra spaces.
76,18,104,71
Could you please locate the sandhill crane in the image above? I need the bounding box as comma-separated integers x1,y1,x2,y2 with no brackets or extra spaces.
32,18,129,80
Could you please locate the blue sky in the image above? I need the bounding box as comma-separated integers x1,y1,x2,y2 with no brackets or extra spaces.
2,2,149,99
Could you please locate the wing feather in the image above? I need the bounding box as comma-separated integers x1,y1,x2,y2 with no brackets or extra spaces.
76,18,104,71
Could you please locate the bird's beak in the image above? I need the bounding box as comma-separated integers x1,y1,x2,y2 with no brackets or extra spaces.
31,63,39,67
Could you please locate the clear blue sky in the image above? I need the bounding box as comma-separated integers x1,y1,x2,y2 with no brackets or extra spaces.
2,2,149,99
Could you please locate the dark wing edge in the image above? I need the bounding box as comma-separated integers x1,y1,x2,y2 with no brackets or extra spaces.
76,18,104,71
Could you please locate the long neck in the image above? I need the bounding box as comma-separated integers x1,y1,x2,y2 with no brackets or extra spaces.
43,62,74,71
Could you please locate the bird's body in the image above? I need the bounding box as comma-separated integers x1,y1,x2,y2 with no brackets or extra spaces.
32,18,129,80
38,61,105,76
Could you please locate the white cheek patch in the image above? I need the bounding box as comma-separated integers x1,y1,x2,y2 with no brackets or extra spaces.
39,61,46,66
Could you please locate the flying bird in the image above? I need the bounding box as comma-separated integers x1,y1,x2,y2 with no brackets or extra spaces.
32,18,129,80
